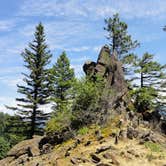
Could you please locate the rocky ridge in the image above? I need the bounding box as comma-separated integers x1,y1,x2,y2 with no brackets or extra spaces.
0,46,166,166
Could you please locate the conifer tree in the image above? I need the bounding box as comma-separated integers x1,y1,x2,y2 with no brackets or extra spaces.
133,52,166,110
135,53,165,88
50,52,75,113
8,23,52,138
104,13,139,61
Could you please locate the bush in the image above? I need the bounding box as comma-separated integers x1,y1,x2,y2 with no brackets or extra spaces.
45,110,73,134
131,87,157,112
0,136,10,159
72,77,104,128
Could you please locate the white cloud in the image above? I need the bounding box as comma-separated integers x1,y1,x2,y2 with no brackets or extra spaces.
0,97,17,114
0,97,53,115
0,20,16,31
18,0,166,20
0,66,24,75
71,64,84,78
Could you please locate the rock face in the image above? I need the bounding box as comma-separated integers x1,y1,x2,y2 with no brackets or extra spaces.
7,136,42,158
0,136,42,166
83,45,127,101
83,45,128,124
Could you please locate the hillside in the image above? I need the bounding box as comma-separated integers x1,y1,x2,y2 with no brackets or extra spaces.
0,46,165,166
1,116,166,166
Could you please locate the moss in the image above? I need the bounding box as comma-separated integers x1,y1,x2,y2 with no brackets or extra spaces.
100,114,122,137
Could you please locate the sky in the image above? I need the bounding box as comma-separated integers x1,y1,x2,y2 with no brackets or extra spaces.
0,0,166,114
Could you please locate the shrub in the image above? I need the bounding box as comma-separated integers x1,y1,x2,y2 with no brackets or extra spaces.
45,110,73,134
131,87,157,112
72,77,104,128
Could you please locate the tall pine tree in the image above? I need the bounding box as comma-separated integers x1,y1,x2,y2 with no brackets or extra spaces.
104,13,139,61
50,52,75,113
8,23,52,138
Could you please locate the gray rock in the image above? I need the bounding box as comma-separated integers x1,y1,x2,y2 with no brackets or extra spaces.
91,154,101,163
127,126,139,139
70,157,78,164
103,152,112,159
96,145,113,154
7,136,42,158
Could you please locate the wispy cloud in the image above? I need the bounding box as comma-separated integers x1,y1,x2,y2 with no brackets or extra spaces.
0,20,16,31
18,0,166,20
0,97,17,114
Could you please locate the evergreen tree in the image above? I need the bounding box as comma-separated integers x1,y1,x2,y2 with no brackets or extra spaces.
104,13,139,60
8,23,52,138
132,52,166,110
122,53,139,87
50,51,75,113
135,53,165,88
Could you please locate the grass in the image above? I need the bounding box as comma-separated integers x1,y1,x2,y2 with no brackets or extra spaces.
144,142,162,153
77,127,89,135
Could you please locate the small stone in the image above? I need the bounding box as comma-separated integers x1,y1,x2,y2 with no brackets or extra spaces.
127,149,139,157
95,130,104,141
127,126,138,139
96,145,113,154
84,141,91,146
90,154,101,163
103,152,112,159
70,157,78,164
65,151,70,157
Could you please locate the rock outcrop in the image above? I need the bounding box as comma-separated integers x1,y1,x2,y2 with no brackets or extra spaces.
0,136,42,165
83,45,127,104
83,45,129,125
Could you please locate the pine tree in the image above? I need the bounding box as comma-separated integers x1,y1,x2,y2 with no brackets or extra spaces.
135,53,165,88
104,13,139,61
7,23,52,138
50,51,75,113
133,52,166,110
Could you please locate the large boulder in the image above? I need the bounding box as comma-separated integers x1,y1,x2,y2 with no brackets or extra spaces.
7,135,42,158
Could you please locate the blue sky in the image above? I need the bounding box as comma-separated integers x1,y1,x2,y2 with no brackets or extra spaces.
0,0,166,114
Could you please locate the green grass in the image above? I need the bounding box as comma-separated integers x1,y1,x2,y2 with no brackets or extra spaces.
144,142,162,153
77,127,89,135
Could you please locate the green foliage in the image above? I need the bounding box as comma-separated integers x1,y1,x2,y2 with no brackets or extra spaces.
0,112,10,135
77,127,89,135
7,23,52,138
131,52,166,109
45,110,73,134
50,51,75,113
131,87,157,112
0,113,25,147
135,52,165,88
72,77,104,127
144,142,162,153
104,13,139,60
0,136,10,159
